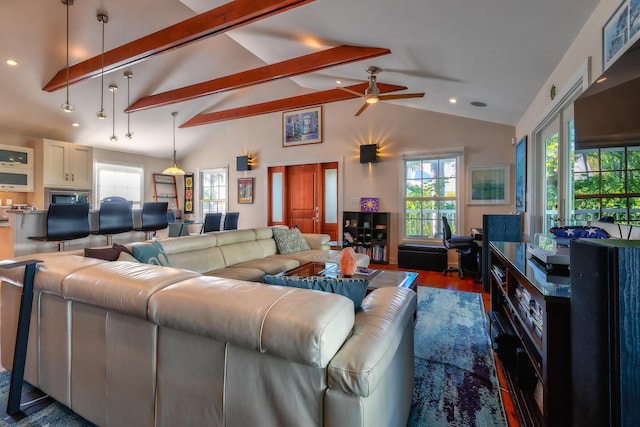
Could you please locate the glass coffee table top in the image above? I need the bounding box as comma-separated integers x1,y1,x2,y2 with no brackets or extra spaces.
282,262,418,293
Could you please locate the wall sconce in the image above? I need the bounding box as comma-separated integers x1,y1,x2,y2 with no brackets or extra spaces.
360,144,379,164
236,155,253,171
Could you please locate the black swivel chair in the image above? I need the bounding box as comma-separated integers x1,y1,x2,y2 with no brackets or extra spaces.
135,202,169,240
91,201,134,246
442,216,477,279
29,203,90,251
223,212,239,230
201,213,222,233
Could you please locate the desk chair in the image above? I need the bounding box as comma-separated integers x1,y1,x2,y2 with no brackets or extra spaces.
92,201,134,245
201,213,222,233
223,212,239,230
442,216,476,279
29,203,90,251
135,202,168,240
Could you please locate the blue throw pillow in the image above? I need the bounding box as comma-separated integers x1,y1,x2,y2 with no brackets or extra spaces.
262,274,368,310
132,242,170,266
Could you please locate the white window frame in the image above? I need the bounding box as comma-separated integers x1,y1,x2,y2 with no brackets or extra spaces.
94,161,144,208
199,167,228,220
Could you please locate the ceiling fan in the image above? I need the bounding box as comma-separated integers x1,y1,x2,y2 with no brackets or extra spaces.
338,66,425,116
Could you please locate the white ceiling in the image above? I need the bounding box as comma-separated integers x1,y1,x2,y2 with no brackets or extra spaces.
0,0,600,158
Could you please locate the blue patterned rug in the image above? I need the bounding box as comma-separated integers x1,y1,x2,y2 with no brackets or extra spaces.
408,286,507,427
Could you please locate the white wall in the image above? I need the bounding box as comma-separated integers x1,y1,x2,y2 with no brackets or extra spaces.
181,99,514,262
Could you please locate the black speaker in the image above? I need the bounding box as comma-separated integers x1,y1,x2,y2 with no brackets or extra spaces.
359,144,378,164
236,155,252,171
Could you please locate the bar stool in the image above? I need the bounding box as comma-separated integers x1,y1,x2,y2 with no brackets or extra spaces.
91,200,134,245
28,203,90,251
135,202,169,240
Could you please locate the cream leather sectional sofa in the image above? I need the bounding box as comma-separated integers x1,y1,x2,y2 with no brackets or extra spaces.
0,228,417,427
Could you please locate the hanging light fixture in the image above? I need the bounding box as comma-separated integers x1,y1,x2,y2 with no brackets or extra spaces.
96,13,108,119
109,84,118,142
124,71,133,139
162,112,185,176
61,0,74,112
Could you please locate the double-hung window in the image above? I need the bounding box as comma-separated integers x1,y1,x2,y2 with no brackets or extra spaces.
402,152,461,240
94,162,144,208
200,167,228,217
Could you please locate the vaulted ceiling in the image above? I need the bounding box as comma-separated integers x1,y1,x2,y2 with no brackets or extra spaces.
0,0,600,157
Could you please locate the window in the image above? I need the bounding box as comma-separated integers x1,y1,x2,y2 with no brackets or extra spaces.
95,162,144,208
403,154,460,240
200,167,228,217
573,146,640,224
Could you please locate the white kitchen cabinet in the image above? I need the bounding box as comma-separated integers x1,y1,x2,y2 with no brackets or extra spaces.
42,139,93,189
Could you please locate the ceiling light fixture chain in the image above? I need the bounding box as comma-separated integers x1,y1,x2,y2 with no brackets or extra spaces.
61,0,74,113
96,13,109,119
109,84,118,142
124,71,133,139
162,112,185,176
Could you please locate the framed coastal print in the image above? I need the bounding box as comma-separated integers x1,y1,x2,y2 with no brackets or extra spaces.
514,136,527,212
282,106,322,146
238,177,254,204
467,164,510,205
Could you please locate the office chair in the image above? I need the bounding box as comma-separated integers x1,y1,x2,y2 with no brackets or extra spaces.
442,215,476,279
223,212,239,230
29,203,90,251
201,213,222,233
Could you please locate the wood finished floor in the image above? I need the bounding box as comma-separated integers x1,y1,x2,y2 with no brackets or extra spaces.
370,262,519,427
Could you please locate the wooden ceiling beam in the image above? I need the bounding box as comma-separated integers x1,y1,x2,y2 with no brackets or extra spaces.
126,45,391,112
180,82,407,127
43,0,316,92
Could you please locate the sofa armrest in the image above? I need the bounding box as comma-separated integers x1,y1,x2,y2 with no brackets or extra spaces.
327,287,417,397
302,233,331,250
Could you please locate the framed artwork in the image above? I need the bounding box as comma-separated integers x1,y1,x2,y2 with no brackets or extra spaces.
514,136,527,212
183,172,194,214
282,106,322,146
238,177,254,204
603,0,630,70
467,164,510,205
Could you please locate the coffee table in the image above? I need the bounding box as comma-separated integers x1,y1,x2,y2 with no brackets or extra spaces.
281,262,418,293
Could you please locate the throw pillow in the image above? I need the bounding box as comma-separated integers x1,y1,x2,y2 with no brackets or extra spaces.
117,251,139,262
262,274,368,310
132,242,170,266
84,243,135,261
272,227,311,254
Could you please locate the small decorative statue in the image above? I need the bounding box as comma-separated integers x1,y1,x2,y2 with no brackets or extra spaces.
340,247,357,277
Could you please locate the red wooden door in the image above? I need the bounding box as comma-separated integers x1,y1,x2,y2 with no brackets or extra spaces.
288,164,318,233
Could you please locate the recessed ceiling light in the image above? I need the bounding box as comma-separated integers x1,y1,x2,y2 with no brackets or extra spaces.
470,101,487,107
6,59,18,66
72,123,79,127
336,80,342,85
449,98,457,104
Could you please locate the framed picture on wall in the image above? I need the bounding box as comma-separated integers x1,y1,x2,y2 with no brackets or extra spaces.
603,0,629,70
238,178,254,204
514,136,527,212
467,164,510,205
282,106,322,146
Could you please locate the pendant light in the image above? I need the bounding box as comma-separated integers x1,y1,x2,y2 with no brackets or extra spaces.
96,13,108,119
61,0,74,112
124,71,133,139
109,84,118,142
162,112,185,176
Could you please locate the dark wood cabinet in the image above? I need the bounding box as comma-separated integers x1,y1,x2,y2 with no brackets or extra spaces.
343,211,389,263
488,242,571,426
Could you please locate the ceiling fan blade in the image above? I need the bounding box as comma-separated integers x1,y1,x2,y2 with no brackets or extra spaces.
378,92,425,101
338,86,364,97
354,103,370,116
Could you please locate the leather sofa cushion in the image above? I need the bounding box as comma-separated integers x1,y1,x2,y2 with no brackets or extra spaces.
62,262,199,319
327,287,417,397
148,276,354,367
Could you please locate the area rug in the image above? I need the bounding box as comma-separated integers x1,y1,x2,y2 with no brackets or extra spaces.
408,286,507,427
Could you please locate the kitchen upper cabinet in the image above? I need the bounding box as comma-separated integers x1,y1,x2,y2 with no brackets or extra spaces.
42,139,93,189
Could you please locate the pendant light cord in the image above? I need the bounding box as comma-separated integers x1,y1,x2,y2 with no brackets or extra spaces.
99,17,105,114
65,1,70,104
